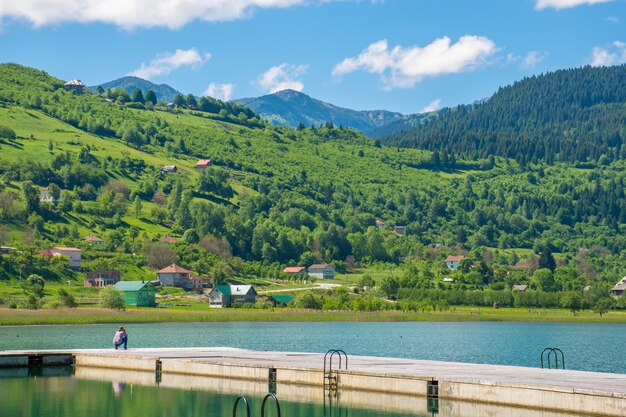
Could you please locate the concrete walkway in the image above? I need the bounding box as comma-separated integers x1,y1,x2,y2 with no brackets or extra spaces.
1,347,625,416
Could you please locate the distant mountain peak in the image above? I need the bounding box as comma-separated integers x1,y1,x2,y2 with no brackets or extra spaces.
234,90,408,137
89,76,182,103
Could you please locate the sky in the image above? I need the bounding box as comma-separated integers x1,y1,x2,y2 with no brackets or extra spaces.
0,0,625,114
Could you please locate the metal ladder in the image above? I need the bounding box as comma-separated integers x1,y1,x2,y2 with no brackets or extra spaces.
323,349,348,391
540,347,565,369
232,393,281,417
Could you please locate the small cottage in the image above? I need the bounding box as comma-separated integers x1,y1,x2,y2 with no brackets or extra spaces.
159,235,177,244
195,159,212,169
160,165,177,173
63,79,85,93
269,295,293,306
209,285,257,308
445,255,465,270
85,270,121,287
50,247,82,269
375,219,385,229
513,284,529,292
113,281,156,307
393,225,406,235
84,235,103,245
307,264,335,279
611,276,626,298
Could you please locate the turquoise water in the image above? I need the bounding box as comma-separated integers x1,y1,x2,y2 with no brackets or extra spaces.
1,321,625,373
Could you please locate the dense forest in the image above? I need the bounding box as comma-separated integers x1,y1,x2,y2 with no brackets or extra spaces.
383,65,626,165
0,63,625,311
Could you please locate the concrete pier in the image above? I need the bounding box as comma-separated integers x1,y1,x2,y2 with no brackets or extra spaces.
1,347,625,416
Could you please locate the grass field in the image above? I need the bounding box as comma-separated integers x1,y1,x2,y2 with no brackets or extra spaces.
1,305,624,326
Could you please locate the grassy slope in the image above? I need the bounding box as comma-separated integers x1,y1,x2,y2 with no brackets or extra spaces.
0,305,624,325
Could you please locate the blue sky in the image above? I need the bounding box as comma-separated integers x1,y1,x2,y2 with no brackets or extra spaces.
1,0,624,114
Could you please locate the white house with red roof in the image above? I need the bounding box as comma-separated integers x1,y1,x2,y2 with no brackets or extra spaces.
445,255,465,270
156,263,208,291
50,247,82,269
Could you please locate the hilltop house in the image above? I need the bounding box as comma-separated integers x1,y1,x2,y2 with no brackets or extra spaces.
209,285,257,308
195,159,212,169
308,264,335,279
84,235,103,245
114,281,156,307
393,225,406,235
63,79,85,93
156,263,208,291
50,247,82,269
84,270,121,287
445,255,465,270
611,276,626,298
375,219,385,229
513,284,529,292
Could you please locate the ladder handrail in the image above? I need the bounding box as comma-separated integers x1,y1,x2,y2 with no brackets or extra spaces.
261,393,281,417
540,347,565,369
232,396,251,417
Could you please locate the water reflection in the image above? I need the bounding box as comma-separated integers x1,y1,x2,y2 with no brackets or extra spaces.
0,368,601,417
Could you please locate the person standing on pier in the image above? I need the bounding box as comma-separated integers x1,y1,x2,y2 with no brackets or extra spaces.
113,326,128,350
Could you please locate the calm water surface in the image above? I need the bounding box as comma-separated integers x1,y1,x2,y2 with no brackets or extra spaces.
1,321,625,373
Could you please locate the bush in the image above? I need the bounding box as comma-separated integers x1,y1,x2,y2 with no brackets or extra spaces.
99,286,125,310
0,125,16,140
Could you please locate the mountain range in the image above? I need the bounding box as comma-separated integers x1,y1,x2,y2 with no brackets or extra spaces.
234,89,415,137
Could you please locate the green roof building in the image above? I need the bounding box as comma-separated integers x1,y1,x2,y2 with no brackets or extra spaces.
114,281,156,307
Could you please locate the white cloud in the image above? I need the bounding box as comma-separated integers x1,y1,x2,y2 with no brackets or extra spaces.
257,63,308,93
332,36,498,89
1,0,311,29
129,48,211,80
522,51,548,68
203,83,235,101
535,0,613,10
421,99,441,113
606,16,620,23
590,41,626,66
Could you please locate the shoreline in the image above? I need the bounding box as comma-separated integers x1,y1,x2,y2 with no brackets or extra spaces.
1,306,626,325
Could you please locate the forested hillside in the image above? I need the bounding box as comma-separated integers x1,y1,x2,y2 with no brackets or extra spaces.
1,63,625,311
89,76,182,103
383,65,626,165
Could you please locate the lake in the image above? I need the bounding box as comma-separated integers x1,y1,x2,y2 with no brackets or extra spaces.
1,321,625,373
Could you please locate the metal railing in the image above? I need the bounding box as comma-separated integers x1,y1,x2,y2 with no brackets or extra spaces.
540,347,565,369
324,349,348,390
232,394,281,417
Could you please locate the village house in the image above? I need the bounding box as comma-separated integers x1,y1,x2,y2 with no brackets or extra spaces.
39,187,57,204
443,277,455,283
268,294,293,306
393,225,406,235
50,247,82,269
375,219,385,229
159,235,177,244
84,270,121,287
283,266,307,276
160,165,177,173
208,285,257,308
114,281,156,307
611,276,626,298
83,235,103,245
513,284,529,292
63,79,85,93
195,159,212,169
307,264,335,279
156,263,208,291
445,255,465,270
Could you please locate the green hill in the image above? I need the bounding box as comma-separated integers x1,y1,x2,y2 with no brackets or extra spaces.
0,63,625,310
383,65,626,165
89,76,182,103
